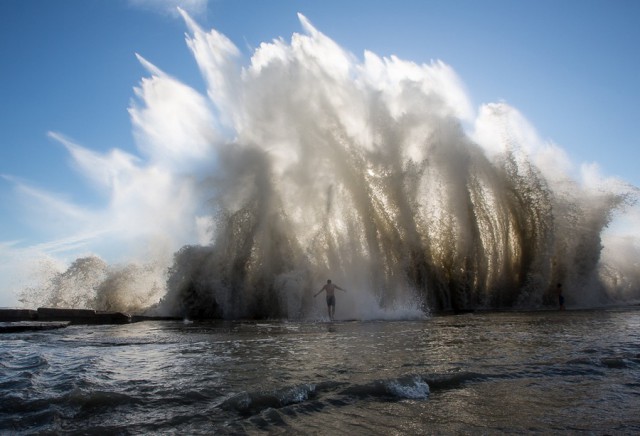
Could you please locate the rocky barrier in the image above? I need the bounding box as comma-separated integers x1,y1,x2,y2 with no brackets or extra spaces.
0,308,180,333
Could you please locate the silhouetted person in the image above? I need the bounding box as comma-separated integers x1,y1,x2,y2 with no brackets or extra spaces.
314,279,346,320
557,283,565,311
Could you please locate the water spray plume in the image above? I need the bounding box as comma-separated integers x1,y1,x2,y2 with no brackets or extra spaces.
21,12,639,319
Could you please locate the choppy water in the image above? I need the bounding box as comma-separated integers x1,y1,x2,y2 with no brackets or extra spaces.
2,308,639,434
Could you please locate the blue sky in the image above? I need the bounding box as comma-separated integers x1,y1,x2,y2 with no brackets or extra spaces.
1,0,639,305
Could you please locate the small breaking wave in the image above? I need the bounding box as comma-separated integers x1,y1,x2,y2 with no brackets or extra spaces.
220,383,324,416
340,374,430,400
219,372,482,421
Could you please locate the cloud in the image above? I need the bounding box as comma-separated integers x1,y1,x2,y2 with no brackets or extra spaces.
4,175,97,236
128,0,208,18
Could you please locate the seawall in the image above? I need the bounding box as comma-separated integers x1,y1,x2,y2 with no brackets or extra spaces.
0,307,156,333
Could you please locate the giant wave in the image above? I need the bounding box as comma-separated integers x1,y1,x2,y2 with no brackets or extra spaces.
20,10,639,319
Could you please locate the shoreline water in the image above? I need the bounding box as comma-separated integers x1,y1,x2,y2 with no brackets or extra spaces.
2,302,639,330
1,307,638,434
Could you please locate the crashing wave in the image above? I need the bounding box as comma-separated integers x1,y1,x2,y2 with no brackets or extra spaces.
21,11,638,318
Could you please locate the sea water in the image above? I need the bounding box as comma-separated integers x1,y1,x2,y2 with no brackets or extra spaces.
2,308,639,434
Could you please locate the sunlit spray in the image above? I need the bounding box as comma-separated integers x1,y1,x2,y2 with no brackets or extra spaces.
21,11,638,319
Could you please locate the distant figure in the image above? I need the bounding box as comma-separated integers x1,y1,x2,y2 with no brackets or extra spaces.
314,279,346,320
557,283,565,311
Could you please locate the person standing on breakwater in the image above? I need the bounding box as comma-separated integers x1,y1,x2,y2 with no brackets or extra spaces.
314,279,346,320
557,283,566,311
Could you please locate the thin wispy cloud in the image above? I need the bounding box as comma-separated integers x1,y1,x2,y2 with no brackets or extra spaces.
128,0,209,18
1,231,109,261
9,178,96,235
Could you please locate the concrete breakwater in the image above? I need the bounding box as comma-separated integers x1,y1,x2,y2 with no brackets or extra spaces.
0,308,179,332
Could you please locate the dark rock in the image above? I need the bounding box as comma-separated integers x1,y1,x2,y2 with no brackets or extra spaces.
0,309,37,322
37,307,130,324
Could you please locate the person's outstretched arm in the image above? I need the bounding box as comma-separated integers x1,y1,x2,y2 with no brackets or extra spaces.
314,287,325,297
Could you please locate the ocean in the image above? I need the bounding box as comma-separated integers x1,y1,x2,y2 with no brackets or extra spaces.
1,307,639,434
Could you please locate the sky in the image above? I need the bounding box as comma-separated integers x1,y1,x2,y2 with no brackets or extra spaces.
1,0,639,306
